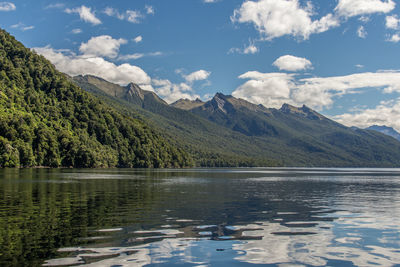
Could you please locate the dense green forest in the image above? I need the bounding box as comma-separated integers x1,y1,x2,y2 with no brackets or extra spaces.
0,29,192,168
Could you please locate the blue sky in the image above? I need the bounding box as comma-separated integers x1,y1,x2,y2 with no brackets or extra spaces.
1,0,400,131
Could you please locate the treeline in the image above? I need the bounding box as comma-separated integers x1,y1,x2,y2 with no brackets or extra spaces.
0,29,193,168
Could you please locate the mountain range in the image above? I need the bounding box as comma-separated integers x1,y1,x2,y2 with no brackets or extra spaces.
72,74,400,167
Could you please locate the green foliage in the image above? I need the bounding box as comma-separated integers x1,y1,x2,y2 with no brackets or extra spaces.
0,29,193,168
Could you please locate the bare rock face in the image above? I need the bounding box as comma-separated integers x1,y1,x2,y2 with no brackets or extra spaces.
126,83,145,101
171,98,205,110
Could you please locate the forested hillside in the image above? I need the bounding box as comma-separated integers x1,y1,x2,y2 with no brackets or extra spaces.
74,75,400,168
0,29,192,168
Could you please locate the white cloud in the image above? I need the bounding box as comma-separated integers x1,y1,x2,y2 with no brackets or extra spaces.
118,53,144,60
357,25,367,38
184,70,211,83
386,15,400,29
335,0,395,18
21,25,34,31
126,10,144,23
355,64,365,68
233,72,295,108
133,35,143,43
45,3,64,9
232,0,395,42
152,79,200,103
243,44,258,54
295,72,400,108
334,98,400,132
79,35,127,59
145,5,154,15
117,52,162,61
10,22,34,31
232,0,340,40
203,0,220,3
272,55,312,72
104,7,150,23
229,41,259,55
359,16,370,23
103,7,125,20
0,2,15,11
388,33,400,42
232,70,400,110
71,28,82,34
65,5,101,25
33,46,151,88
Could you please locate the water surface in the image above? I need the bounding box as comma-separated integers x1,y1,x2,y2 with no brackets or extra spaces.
1,168,400,266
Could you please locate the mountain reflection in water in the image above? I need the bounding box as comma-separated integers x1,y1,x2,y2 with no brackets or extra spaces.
1,168,400,266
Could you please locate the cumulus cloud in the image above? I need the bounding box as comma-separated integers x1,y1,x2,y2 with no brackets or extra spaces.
357,25,367,38
388,33,400,42
232,0,340,40
33,46,151,88
133,35,143,43
184,70,211,83
232,70,400,110
232,0,395,42
0,2,15,11
152,79,200,103
272,55,312,72
335,0,395,18
233,72,295,108
334,98,400,132
386,15,400,29
79,35,127,58
65,5,101,25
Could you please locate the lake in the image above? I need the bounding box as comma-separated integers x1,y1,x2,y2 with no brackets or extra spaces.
1,168,400,266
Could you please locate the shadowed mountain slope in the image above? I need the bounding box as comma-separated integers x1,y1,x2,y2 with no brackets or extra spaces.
73,75,400,167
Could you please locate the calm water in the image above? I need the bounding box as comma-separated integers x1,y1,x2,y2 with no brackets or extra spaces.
1,168,400,266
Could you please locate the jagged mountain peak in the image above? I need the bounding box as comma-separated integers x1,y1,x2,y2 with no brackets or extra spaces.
280,103,326,120
126,82,145,101
73,74,166,106
211,93,228,113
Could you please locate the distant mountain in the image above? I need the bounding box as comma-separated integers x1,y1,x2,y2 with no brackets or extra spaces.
0,29,191,168
73,75,166,107
171,98,205,110
73,75,400,167
366,125,400,141
188,93,340,137
73,75,279,167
